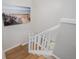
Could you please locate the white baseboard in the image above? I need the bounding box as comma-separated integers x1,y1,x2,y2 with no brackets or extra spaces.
52,54,60,59
3,43,27,52
22,42,28,46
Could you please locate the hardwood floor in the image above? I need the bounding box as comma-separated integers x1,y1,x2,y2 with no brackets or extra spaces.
5,45,29,59
5,44,56,59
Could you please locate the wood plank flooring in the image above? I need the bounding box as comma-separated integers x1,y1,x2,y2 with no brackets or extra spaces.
5,44,56,59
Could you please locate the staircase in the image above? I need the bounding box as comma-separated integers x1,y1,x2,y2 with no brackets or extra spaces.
5,24,60,59
28,24,60,57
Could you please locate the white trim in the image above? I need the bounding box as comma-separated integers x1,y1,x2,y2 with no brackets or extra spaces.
52,54,60,59
60,18,76,24
46,54,60,59
3,43,28,52
42,24,61,33
22,43,27,46
34,24,61,36
3,43,21,52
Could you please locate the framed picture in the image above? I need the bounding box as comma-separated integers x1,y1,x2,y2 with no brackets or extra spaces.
2,6,31,26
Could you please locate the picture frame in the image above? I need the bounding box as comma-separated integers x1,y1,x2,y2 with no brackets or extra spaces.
2,5,31,26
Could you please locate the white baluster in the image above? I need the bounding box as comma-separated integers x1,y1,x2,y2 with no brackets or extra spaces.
45,38,48,50
37,35,39,51
30,38,32,51
31,37,33,51
41,34,44,50
37,35,41,51
29,38,30,52
34,35,37,53
42,34,46,50
28,24,60,56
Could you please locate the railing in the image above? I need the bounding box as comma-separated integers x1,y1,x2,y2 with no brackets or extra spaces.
28,24,60,56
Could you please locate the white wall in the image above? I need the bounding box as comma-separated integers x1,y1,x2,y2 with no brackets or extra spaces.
2,23,33,50
54,22,76,59
32,0,76,33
